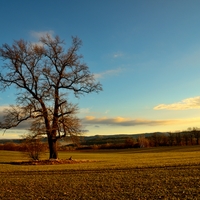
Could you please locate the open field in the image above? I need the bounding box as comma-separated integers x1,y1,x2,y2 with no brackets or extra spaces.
0,146,200,199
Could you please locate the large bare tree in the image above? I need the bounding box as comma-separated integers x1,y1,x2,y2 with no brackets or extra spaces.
0,34,102,159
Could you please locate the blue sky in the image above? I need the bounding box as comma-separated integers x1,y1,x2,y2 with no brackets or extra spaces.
1,0,200,138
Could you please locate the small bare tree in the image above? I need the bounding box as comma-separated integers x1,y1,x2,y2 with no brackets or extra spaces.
0,34,102,159
22,134,46,160
138,136,149,148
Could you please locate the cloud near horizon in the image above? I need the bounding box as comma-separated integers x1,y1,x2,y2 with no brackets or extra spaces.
154,96,200,110
81,116,199,127
0,105,32,131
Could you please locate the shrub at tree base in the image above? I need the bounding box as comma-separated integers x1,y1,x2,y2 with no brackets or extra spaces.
22,137,47,160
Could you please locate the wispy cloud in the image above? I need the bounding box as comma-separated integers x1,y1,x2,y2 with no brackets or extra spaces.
30,30,54,40
79,108,91,114
94,68,123,79
154,96,200,110
113,52,123,58
81,116,196,127
105,110,110,114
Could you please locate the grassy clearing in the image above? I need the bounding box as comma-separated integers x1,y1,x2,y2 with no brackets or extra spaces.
0,146,200,199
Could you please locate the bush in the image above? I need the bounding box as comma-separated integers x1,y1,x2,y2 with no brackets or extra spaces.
124,137,135,148
3,142,18,151
22,137,47,160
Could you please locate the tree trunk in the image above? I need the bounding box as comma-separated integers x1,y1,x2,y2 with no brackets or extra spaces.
196,137,199,145
48,136,58,159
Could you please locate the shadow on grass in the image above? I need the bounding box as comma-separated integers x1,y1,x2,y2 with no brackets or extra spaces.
0,159,96,165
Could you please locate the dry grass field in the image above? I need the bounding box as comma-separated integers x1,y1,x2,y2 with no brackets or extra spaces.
0,146,200,199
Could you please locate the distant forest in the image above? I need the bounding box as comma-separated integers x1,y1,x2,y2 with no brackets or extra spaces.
0,128,200,151
78,128,200,150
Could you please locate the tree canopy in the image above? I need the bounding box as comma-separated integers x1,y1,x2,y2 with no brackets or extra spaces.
0,34,102,158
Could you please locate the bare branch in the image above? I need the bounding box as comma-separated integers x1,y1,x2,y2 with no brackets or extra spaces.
0,34,102,159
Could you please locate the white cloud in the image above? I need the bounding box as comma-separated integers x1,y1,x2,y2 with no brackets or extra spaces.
94,68,122,79
30,30,54,40
28,30,55,47
154,96,200,110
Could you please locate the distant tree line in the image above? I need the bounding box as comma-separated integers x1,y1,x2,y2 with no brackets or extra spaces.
0,138,74,152
1,127,200,151
77,127,200,150
145,127,200,147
